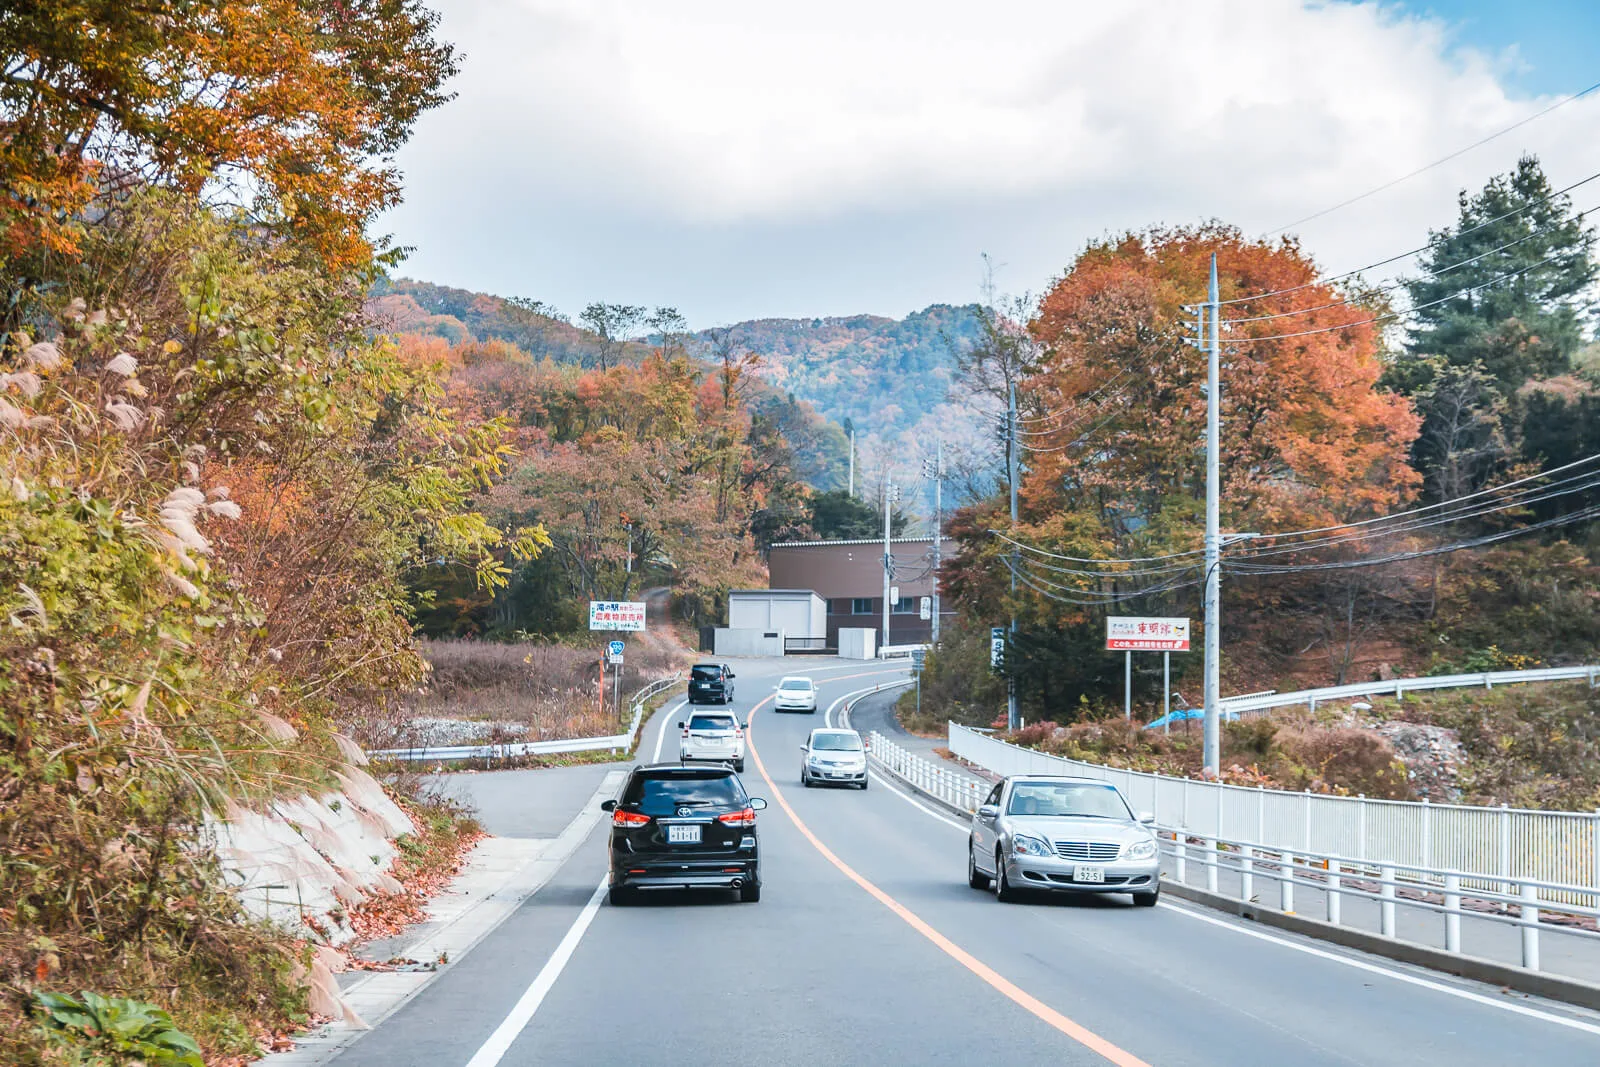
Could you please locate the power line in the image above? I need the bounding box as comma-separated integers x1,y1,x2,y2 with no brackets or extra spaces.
990,529,1205,565
1227,504,1600,575
1211,246,1584,344
1219,202,1597,325
1263,80,1600,237
1209,170,1600,309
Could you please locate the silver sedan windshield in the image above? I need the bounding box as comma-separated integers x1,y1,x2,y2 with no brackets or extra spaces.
1006,782,1130,819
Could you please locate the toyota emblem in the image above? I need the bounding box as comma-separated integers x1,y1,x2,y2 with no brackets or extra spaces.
677,806,692,817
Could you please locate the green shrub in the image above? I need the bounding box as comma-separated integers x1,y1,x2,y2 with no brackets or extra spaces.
32,991,202,1067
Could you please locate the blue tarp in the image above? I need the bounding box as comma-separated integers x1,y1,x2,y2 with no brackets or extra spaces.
1143,707,1240,731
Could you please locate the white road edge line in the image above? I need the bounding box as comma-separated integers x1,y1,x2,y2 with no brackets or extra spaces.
650,698,689,762
871,736,1600,1035
462,876,610,1067
1157,899,1600,1036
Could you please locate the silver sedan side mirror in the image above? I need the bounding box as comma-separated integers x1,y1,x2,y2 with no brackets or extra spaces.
1138,811,1156,825
977,804,999,819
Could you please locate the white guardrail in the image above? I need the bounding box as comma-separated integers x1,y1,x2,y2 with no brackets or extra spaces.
1220,663,1599,716
876,722,1600,976
869,731,988,814
951,660,1600,909
370,674,681,763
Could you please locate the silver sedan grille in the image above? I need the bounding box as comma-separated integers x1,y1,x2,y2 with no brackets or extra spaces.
1054,841,1121,862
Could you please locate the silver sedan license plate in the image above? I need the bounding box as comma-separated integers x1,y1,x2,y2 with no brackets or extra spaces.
1074,864,1106,883
668,824,701,844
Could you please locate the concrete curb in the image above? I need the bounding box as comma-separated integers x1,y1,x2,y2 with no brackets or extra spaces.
1163,879,1600,1012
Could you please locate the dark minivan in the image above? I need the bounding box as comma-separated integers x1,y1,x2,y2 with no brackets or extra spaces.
601,763,766,904
688,661,736,704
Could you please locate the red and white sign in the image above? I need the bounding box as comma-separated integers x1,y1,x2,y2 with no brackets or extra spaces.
589,601,647,631
1106,616,1190,651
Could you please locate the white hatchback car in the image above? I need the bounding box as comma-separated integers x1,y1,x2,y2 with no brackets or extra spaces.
773,676,818,713
678,710,747,773
801,728,868,789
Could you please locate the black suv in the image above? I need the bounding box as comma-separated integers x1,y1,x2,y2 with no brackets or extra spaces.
688,662,736,704
601,763,766,904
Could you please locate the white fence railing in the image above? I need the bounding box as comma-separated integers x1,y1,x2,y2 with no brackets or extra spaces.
1159,828,1600,976
868,732,988,814
371,674,681,763
1220,664,1599,716
949,722,1600,905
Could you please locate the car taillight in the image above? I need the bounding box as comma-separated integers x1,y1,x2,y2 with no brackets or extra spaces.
612,809,650,828
717,807,756,828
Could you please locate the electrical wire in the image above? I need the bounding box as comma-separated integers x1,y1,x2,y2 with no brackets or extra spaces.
1217,202,1597,325
1209,170,1600,308
1005,555,1204,606
989,529,1206,565
1212,246,1584,344
1226,505,1600,575
1263,80,1600,238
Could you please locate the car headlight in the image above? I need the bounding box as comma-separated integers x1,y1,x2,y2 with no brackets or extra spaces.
1124,838,1157,860
1012,834,1052,857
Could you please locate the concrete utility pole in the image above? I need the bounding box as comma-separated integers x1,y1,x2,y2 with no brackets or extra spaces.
923,440,945,644
1203,254,1222,777
848,429,855,498
1007,379,1020,731
882,481,898,652
933,437,943,644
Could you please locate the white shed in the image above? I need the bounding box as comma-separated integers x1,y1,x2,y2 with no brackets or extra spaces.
727,589,826,641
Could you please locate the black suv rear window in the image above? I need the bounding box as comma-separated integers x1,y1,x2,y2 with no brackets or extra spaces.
691,665,723,681
623,771,746,816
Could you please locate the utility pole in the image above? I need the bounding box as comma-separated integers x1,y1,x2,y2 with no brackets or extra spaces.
923,438,944,645
848,428,855,498
882,481,899,653
1007,379,1020,731
1203,253,1222,778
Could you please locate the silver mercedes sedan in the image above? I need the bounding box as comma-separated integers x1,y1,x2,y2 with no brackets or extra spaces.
966,775,1162,906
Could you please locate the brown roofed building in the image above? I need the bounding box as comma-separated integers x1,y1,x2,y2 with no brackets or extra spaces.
765,537,944,647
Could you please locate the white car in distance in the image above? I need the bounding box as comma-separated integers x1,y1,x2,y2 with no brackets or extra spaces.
773,676,818,713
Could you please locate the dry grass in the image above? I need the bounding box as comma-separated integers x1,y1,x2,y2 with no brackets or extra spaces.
346,639,689,751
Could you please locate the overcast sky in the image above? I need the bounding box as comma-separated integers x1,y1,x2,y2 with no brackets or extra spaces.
380,0,1600,328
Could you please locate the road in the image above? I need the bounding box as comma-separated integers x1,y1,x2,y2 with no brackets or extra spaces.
330,657,1600,1066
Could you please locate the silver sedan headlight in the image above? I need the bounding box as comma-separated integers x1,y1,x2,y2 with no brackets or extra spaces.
1124,838,1157,860
1012,834,1052,858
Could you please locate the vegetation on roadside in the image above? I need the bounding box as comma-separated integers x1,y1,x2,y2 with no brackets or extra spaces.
0,3,518,1062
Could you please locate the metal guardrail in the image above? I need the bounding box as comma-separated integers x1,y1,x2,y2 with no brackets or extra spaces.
879,643,930,659
1159,827,1600,975
950,718,1600,906
1220,664,1600,716
784,636,832,654
370,674,681,763
868,731,987,814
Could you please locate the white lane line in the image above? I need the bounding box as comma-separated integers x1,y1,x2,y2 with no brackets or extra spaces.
1157,900,1600,1037
872,750,1600,1036
462,876,610,1067
829,677,914,729
650,698,689,762
869,768,970,832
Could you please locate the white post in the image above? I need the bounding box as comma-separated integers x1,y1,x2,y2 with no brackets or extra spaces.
1304,789,1312,854
1444,872,1461,954
1281,852,1296,913
1380,863,1396,938
1593,809,1600,911
1124,650,1132,721
1163,651,1171,735
1202,258,1222,777
1175,832,1188,883
1521,882,1541,972
1240,846,1254,903
932,436,943,645
1327,861,1342,926
1358,795,1368,873
1205,838,1219,894
1421,797,1432,870
1499,804,1512,895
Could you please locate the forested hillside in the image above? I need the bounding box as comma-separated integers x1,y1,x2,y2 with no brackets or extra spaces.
704,304,984,438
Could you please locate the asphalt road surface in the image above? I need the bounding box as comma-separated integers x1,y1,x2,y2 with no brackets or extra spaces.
332,657,1600,1066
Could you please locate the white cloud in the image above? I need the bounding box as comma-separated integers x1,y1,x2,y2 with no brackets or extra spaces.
385,0,1600,322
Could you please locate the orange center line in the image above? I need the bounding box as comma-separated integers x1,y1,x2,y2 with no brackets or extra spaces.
746,686,1151,1067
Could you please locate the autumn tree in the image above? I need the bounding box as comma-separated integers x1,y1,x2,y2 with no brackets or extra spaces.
0,0,458,276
